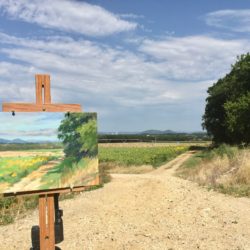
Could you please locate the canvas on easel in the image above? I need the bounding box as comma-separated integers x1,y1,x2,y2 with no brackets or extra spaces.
0,112,99,194
1,74,100,249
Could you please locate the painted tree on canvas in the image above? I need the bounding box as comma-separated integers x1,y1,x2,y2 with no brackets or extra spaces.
58,113,97,160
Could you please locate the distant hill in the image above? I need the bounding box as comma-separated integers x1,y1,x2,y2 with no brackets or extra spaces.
0,138,11,144
99,130,206,135
140,130,177,135
0,138,28,144
12,138,28,144
0,138,61,144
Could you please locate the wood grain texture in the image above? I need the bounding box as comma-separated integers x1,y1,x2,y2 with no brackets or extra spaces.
36,75,43,105
2,103,82,112
44,75,51,104
3,181,100,197
47,195,55,249
39,195,47,250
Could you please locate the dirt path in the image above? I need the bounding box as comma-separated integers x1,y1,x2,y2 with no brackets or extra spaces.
0,152,250,249
5,158,63,193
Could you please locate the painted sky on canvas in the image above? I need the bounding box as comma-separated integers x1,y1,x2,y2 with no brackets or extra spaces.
0,113,64,141
0,1,250,132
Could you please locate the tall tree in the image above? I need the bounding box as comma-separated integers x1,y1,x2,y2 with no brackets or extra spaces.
203,53,250,144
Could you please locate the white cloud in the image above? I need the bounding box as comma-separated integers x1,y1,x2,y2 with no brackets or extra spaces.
0,128,57,137
0,0,137,36
205,9,250,32
0,32,249,113
139,35,250,81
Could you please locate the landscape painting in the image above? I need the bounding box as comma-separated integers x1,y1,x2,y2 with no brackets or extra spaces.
0,112,99,194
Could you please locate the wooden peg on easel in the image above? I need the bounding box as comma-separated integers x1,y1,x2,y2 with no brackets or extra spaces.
2,74,82,112
36,74,51,105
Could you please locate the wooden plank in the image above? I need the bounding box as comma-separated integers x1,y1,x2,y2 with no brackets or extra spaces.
39,195,47,250
2,103,82,112
3,180,101,197
44,75,51,104
47,195,55,249
36,75,43,105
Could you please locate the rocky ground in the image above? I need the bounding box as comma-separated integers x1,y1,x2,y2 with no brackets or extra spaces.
0,152,249,250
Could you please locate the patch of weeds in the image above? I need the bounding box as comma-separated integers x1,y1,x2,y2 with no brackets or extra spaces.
0,196,38,226
216,184,250,197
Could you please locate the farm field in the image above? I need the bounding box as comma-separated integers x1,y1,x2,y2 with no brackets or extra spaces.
99,142,195,175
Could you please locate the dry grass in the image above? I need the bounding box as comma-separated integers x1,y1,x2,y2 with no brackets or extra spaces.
177,147,250,197
221,150,250,186
100,162,154,175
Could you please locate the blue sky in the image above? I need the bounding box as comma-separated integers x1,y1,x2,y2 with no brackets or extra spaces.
0,112,64,141
0,1,250,132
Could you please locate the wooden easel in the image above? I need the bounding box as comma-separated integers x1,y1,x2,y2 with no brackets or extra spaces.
2,74,82,250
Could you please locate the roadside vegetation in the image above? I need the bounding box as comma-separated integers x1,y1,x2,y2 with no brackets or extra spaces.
176,144,250,197
186,53,249,197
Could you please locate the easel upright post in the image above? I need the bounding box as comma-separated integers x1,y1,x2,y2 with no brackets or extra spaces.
39,194,55,250
2,74,82,249
36,75,56,250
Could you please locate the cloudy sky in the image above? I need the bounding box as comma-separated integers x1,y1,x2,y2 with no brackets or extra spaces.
0,0,250,132
0,113,64,141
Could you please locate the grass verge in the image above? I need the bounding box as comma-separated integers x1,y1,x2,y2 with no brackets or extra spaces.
176,144,250,197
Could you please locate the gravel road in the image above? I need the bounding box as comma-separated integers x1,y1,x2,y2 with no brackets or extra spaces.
0,152,249,250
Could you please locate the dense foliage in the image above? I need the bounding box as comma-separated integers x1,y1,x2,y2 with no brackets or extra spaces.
58,113,97,160
203,53,250,144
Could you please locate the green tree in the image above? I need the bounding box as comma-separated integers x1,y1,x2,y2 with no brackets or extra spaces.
224,92,250,143
77,119,98,157
203,53,250,144
58,113,97,160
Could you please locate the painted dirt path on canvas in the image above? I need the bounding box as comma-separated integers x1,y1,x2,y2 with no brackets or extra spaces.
0,150,64,192
0,152,249,249
5,158,63,193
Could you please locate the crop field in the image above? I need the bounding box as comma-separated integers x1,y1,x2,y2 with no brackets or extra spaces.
99,143,190,170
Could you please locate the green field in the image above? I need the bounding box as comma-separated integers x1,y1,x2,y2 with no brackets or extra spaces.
99,144,189,167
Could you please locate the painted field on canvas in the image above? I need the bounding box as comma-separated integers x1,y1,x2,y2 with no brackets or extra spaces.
0,112,99,194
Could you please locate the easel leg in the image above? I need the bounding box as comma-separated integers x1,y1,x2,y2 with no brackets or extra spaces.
39,194,55,250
